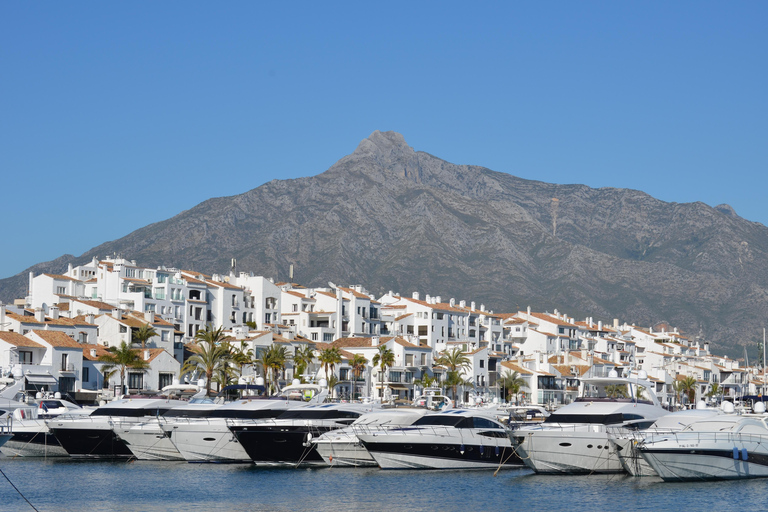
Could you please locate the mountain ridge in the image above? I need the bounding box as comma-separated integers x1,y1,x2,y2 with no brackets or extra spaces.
1,130,766,357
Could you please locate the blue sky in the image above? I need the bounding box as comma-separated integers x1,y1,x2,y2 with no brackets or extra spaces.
2,3,766,279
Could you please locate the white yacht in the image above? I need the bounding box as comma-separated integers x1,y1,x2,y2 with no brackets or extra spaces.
1,398,85,457
165,383,327,463
638,404,768,480
313,408,430,467
357,409,519,470
229,402,375,466
510,374,668,474
47,387,202,458
610,406,720,476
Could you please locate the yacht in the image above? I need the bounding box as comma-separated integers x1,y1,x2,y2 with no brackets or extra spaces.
313,408,430,467
1,398,85,457
164,383,327,463
47,387,202,458
357,409,519,470
609,406,720,476
229,402,374,466
638,403,768,480
510,374,668,474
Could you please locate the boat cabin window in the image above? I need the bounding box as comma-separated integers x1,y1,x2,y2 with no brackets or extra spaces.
91,406,176,417
210,409,286,419
545,413,625,425
472,417,502,429
412,415,467,428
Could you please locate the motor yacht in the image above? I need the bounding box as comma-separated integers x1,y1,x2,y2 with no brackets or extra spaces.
510,374,668,474
47,386,203,458
229,402,374,466
357,409,519,470
638,403,768,480
312,408,430,467
165,383,327,463
1,398,85,457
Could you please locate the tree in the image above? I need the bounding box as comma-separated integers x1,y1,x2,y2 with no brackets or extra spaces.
678,375,698,404
98,341,150,395
318,347,343,381
350,353,368,399
181,325,232,396
605,384,628,399
327,375,340,400
230,341,254,377
132,323,158,349
413,372,436,391
293,344,316,383
257,344,292,395
706,382,722,403
435,347,471,403
372,344,395,400
499,370,528,404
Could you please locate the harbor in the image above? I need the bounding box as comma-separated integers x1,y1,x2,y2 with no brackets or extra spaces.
2,458,767,512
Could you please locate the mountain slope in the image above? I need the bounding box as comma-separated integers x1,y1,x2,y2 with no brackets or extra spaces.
2,130,766,356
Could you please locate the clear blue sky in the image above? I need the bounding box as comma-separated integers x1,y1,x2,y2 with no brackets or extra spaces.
2,2,766,279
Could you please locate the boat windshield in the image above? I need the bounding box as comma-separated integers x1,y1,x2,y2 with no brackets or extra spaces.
275,409,362,420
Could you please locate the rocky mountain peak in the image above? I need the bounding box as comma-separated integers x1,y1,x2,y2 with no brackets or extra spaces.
345,130,423,181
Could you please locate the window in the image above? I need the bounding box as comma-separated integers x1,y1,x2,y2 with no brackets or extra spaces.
56,286,66,295
19,351,33,364
156,274,167,284
83,367,90,382
145,303,156,313
292,304,298,312
128,373,144,390
120,325,128,334
311,333,318,341
479,360,485,369
159,373,174,389
61,353,69,371
161,331,169,342
323,333,333,342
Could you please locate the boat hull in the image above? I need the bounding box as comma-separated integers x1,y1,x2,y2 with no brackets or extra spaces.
512,428,625,474
115,422,185,461
48,425,133,458
230,425,335,466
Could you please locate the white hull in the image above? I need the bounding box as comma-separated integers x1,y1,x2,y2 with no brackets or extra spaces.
368,450,511,470
165,420,250,462
641,433,768,481
314,433,376,467
0,419,69,457
610,435,656,477
115,422,184,461
513,427,625,474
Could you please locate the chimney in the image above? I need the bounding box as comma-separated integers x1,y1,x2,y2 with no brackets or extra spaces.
412,292,420,301
112,308,122,320
435,296,441,304
471,301,476,311
35,308,45,323
480,304,485,312
143,349,151,361
527,306,531,315
86,313,95,324
449,298,455,307
554,309,558,316
90,348,97,358
598,321,602,331
372,335,380,347
50,306,60,320
0,303,6,331
459,300,466,308
425,294,431,303
144,311,154,323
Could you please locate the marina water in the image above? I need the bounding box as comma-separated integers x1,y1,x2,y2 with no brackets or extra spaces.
2,459,768,512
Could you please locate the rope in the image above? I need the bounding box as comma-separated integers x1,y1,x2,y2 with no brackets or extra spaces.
0,466,42,512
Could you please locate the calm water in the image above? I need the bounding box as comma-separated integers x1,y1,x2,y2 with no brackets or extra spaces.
2,458,768,512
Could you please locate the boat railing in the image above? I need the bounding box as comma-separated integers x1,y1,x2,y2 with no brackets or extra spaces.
0,415,11,435
648,430,768,445
354,425,505,440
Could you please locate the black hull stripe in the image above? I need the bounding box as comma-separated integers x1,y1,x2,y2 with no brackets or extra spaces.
361,441,523,466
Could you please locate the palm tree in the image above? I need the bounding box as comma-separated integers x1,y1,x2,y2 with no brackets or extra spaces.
257,344,292,395
605,384,628,398
435,347,471,402
98,341,150,395
230,341,254,377
706,382,722,404
293,344,316,383
498,370,528,404
181,325,232,396
678,375,698,404
350,353,368,399
327,375,340,400
372,344,395,400
132,322,158,349
318,347,342,382
413,372,436,391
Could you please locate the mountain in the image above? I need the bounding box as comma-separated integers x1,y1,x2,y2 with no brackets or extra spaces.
2,130,767,357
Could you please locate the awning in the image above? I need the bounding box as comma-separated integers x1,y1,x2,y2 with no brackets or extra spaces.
388,384,409,390
25,375,58,385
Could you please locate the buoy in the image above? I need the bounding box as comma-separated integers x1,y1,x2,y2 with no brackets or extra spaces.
742,448,748,461
460,444,465,455
733,447,739,460
495,446,500,456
